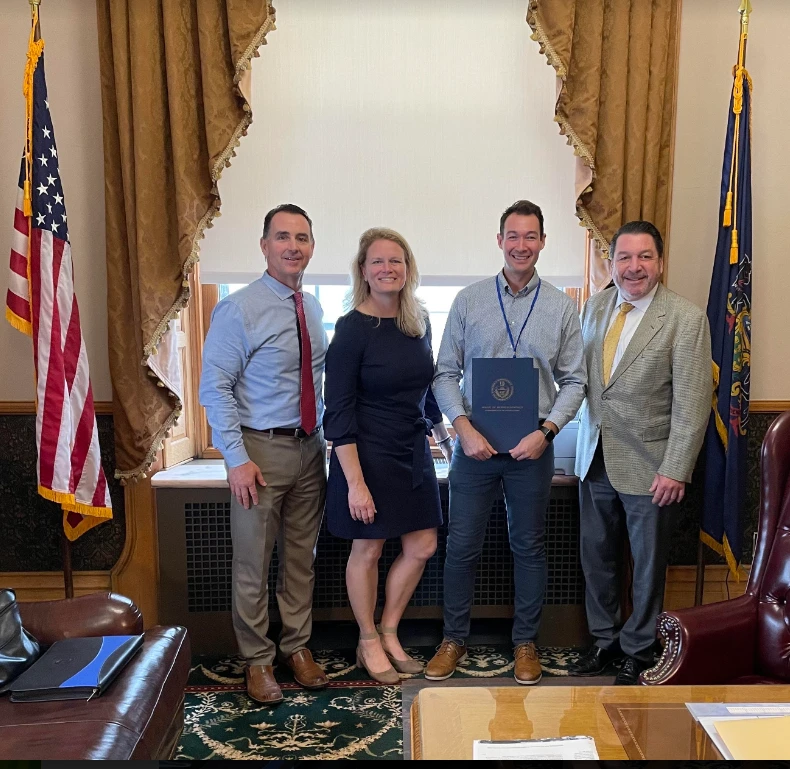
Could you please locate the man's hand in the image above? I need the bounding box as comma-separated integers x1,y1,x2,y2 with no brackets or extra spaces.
228,461,266,509
510,429,549,461
650,474,685,507
455,419,495,461
348,481,376,524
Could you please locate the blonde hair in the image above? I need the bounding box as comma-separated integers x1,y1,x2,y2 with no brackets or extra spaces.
347,227,427,338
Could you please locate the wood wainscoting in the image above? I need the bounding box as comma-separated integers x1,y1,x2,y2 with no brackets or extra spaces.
111,478,159,627
0,401,114,414
663,564,750,611
2,564,750,617
2,571,112,602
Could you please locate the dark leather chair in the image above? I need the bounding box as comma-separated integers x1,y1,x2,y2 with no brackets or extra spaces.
642,409,790,685
0,592,190,759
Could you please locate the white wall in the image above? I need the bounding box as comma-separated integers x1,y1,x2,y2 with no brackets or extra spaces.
0,2,110,401
669,0,790,400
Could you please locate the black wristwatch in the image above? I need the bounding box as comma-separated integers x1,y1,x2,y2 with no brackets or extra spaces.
539,425,556,443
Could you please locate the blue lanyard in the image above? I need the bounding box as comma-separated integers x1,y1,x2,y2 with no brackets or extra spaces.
496,274,541,358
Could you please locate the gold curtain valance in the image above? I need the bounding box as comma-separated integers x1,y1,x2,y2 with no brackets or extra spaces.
96,0,275,480
527,0,680,291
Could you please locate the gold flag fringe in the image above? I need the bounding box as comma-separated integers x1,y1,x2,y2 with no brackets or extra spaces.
6,306,32,336
699,529,745,582
38,485,112,542
23,11,45,218
38,486,113,520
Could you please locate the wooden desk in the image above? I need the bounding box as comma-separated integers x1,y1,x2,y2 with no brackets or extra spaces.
410,684,790,760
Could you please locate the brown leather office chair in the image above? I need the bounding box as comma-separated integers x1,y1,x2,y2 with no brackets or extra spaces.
642,409,790,685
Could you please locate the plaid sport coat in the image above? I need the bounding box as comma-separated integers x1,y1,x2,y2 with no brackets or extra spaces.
575,283,713,495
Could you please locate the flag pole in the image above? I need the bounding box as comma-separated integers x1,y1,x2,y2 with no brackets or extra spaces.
694,539,706,606
61,532,74,599
29,0,41,36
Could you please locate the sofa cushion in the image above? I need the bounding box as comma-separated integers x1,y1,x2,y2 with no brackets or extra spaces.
0,625,190,760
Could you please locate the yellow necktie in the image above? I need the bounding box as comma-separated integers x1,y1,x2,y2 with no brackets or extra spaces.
602,302,635,385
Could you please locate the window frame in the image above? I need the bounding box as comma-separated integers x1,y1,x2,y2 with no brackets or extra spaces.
184,255,588,463
193,272,223,459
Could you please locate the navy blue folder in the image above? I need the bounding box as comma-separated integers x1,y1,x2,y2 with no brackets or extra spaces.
472,357,539,453
9,634,143,702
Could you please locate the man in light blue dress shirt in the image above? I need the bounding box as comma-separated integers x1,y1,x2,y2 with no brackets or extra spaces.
200,204,329,704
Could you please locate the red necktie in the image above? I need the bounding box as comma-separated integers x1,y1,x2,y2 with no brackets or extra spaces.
293,291,317,435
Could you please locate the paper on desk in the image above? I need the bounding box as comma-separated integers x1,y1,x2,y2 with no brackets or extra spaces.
714,715,790,760
473,735,599,761
696,718,735,760
686,702,790,760
687,702,790,720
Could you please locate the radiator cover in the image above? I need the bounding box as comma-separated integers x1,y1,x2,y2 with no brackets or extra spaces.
158,483,586,653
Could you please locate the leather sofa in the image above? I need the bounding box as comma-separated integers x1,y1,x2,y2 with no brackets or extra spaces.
0,592,190,760
642,409,790,685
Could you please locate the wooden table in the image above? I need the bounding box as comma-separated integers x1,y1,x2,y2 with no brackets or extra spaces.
410,684,790,760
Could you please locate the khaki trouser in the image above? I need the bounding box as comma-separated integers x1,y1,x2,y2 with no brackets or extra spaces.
230,427,326,665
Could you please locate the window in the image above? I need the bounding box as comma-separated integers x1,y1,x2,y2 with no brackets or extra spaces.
188,276,583,458
219,282,465,351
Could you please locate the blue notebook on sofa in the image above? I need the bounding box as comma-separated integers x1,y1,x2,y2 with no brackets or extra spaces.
9,634,143,702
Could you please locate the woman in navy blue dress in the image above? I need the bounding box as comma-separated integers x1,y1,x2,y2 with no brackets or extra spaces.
324,228,452,683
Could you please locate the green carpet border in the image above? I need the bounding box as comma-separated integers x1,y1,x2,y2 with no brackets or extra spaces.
177,646,586,760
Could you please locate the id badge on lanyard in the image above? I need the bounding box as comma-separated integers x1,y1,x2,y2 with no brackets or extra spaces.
496,275,541,357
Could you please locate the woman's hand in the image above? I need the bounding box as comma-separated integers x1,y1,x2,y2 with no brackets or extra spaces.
431,423,454,463
348,481,376,524
438,438,453,463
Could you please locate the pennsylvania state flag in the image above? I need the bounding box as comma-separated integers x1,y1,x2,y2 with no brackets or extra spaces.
701,32,752,576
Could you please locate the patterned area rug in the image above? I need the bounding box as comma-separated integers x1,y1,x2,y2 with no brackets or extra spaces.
176,646,582,761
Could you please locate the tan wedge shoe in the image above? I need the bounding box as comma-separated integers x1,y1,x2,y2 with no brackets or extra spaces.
356,631,400,685
378,625,424,674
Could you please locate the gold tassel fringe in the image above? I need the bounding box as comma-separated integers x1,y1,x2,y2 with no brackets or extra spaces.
121,2,277,482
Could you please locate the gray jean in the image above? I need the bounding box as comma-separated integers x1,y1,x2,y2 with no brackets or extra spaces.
580,442,676,662
442,442,554,646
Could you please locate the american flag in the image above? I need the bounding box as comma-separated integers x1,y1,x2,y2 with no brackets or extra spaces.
6,41,112,540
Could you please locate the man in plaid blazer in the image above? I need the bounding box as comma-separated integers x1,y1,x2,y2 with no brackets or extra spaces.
570,221,712,685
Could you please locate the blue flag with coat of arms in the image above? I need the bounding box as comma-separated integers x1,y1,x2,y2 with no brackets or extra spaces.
700,29,752,576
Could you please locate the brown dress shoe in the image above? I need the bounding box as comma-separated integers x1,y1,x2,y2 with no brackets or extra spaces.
425,640,467,681
245,664,283,704
281,648,328,689
514,642,542,685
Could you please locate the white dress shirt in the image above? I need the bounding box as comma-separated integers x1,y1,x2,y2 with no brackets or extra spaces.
605,283,659,371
